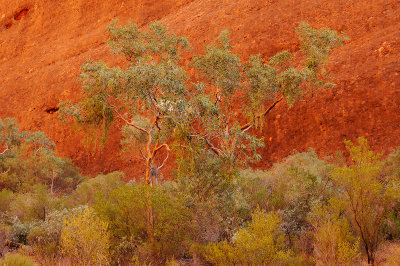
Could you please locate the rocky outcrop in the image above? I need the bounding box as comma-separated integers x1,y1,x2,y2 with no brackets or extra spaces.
1,0,399,177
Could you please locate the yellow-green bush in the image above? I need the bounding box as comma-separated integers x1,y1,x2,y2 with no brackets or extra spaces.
309,202,360,265
332,137,400,264
194,208,304,265
60,207,110,265
94,183,193,264
0,253,37,266
27,206,86,259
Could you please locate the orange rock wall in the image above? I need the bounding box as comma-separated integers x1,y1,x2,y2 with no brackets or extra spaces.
1,0,399,177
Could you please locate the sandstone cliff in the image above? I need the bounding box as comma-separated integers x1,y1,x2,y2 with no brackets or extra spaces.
1,0,399,177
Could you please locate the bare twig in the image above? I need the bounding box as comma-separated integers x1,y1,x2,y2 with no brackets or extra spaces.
157,148,170,170
0,144,9,155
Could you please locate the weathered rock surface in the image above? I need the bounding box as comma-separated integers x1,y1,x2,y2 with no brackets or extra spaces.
1,0,399,178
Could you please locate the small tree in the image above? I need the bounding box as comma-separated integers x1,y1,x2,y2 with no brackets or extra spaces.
93,183,193,264
332,137,400,264
0,118,80,193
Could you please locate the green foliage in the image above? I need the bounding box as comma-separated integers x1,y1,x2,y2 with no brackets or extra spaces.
11,222,37,245
194,208,304,265
297,22,347,73
0,118,81,194
176,152,249,243
0,118,26,149
332,137,400,264
27,206,87,259
0,189,13,213
61,207,110,265
94,183,193,264
239,150,333,242
68,172,124,206
60,21,190,158
107,20,190,62
0,253,37,266
385,204,400,240
9,185,56,222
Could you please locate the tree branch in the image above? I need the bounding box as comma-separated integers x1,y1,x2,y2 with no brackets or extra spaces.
188,133,224,156
0,144,9,155
157,148,170,170
240,97,283,131
111,105,150,135
152,143,171,158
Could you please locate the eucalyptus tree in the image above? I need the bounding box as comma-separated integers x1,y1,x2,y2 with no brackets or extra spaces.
61,20,345,243
61,21,191,186
185,22,346,170
0,118,26,156
174,23,345,244
176,23,345,203
60,20,191,240
0,118,77,194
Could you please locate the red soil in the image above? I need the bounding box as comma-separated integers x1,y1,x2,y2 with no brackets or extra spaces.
0,0,399,178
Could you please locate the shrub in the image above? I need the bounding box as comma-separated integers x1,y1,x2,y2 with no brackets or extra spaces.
68,172,124,206
194,208,304,265
27,206,87,259
0,189,13,213
176,154,249,244
309,201,360,265
0,253,37,266
60,207,110,265
238,150,334,249
94,183,193,264
332,137,400,264
11,222,37,245
9,185,55,222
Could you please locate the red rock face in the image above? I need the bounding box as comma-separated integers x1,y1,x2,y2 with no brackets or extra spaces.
0,0,399,178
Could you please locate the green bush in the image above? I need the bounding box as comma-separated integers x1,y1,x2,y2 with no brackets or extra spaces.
94,182,193,264
68,172,124,206
176,154,249,244
27,206,87,259
0,189,13,213
9,185,54,222
11,222,37,245
238,150,334,251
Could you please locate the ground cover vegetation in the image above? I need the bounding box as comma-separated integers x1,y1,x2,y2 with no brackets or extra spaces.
0,21,399,265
